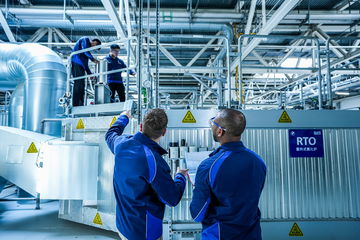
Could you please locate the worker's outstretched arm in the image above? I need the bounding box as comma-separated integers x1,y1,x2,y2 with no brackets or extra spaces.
120,59,135,75
81,37,95,61
85,65,92,75
105,115,129,154
145,149,186,207
190,163,212,222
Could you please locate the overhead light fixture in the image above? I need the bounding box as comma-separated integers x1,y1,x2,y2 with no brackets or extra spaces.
335,91,350,96
19,0,30,5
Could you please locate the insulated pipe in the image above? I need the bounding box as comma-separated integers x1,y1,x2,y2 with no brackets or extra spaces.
0,43,66,135
8,82,24,129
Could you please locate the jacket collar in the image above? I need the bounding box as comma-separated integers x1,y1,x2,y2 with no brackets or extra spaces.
108,54,117,60
134,132,168,155
209,141,245,157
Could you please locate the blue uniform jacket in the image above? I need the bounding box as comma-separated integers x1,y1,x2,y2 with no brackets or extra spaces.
105,115,186,240
71,37,94,74
190,141,267,240
105,55,135,84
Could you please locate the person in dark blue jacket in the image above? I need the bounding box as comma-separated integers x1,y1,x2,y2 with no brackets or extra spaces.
71,37,101,106
190,109,267,240
105,44,135,103
105,108,188,240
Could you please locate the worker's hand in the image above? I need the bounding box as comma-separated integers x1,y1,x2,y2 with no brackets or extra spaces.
177,168,189,178
120,110,132,119
93,59,100,64
90,76,98,81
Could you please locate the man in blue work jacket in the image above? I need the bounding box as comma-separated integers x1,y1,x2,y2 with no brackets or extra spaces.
190,109,267,240
105,44,135,103
105,108,188,240
71,37,101,106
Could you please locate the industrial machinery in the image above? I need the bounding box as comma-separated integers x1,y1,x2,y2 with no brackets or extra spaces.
1,41,360,240
54,109,360,240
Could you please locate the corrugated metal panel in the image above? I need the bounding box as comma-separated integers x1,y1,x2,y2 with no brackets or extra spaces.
245,129,360,220
161,128,360,222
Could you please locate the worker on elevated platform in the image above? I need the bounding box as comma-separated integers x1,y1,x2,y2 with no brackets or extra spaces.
71,37,101,107
105,44,135,103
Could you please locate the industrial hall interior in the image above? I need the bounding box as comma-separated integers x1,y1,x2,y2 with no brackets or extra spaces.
0,0,360,239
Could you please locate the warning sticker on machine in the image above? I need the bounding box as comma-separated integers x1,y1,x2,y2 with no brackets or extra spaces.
278,111,292,123
76,119,85,129
289,223,303,236
182,111,196,123
27,142,38,153
110,116,117,127
93,212,103,225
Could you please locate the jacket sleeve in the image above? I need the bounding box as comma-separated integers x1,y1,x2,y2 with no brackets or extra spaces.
190,163,212,222
81,37,95,61
105,115,129,154
148,155,186,207
120,59,135,75
85,65,92,75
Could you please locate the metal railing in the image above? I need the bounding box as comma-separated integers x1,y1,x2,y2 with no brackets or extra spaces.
326,36,360,107
65,37,138,113
237,34,323,110
144,34,232,108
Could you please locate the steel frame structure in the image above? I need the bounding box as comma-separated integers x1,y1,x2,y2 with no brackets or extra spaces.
237,34,324,110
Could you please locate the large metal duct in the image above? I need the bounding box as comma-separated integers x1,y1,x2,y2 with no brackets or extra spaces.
8,82,24,129
0,43,66,136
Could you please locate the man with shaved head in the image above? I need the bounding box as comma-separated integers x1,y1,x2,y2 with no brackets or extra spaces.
190,109,267,240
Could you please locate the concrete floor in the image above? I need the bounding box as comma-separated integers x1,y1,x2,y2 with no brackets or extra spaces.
0,187,119,240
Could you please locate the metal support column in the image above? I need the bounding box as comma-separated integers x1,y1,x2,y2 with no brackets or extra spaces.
154,0,160,108
137,0,143,121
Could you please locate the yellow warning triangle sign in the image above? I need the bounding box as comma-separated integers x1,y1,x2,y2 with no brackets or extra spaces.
289,223,303,236
76,119,85,129
278,111,292,123
182,110,196,123
27,142,38,153
110,116,117,127
93,212,103,225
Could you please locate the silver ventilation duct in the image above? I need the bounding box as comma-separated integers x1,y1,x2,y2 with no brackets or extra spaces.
8,82,24,129
0,43,66,136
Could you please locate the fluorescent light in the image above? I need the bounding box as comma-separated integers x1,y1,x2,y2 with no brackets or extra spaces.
335,91,350,96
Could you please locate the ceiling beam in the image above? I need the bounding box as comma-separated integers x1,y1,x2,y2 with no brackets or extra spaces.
100,0,127,39
123,0,132,37
0,10,15,42
334,0,359,11
243,0,257,45
186,32,221,67
149,37,182,67
231,0,302,72
53,28,71,43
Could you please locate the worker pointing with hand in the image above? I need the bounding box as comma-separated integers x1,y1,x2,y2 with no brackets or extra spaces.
105,109,188,240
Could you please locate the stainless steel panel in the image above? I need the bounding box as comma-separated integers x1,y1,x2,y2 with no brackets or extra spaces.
244,128,360,220
58,110,360,239
38,141,99,200
95,84,111,104
61,116,138,213
0,126,99,200
0,126,55,196
160,127,360,221
164,110,360,128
